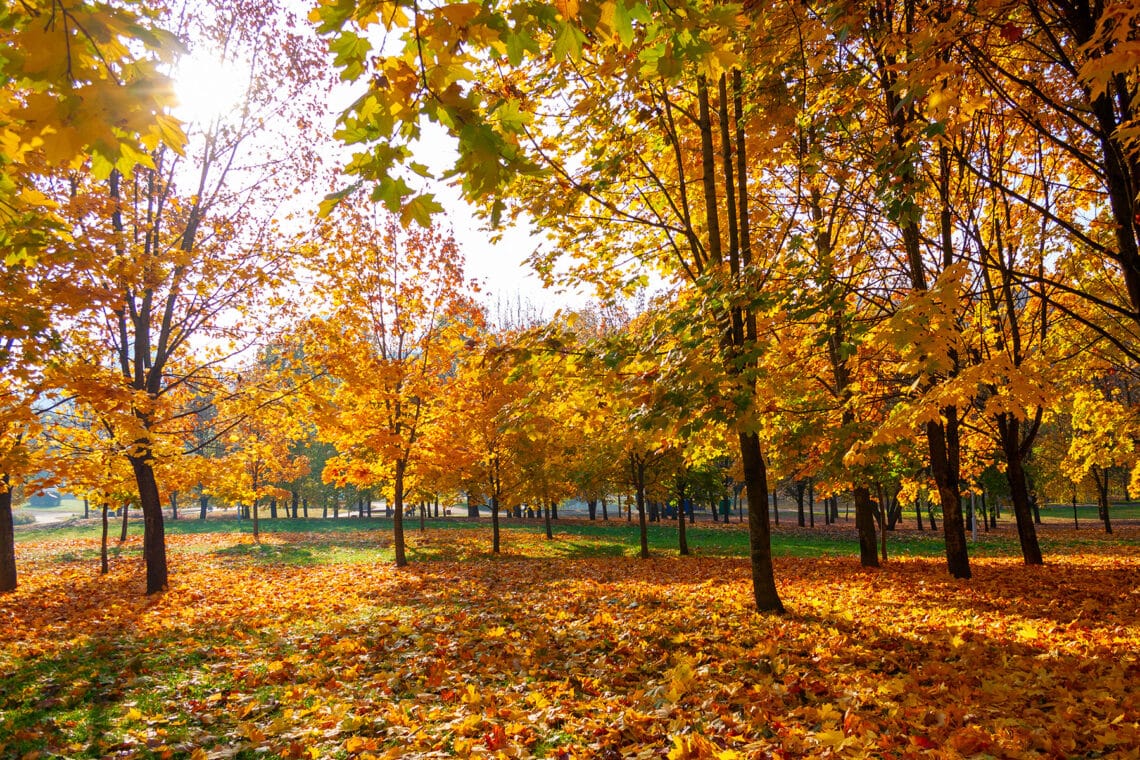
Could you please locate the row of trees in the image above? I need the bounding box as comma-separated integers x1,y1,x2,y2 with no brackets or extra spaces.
310,0,1140,611
2,0,1137,616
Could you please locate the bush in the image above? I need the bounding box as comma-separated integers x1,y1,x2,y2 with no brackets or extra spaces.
11,509,37,526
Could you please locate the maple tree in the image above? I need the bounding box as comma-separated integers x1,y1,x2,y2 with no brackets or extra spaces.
35,0,332,594
429,327,528,553
304,204,478,566
0,0,185,593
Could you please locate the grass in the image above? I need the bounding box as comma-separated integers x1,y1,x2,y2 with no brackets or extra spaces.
15,508,1139,567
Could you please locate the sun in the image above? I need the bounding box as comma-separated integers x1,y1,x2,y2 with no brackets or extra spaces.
172,50,249,125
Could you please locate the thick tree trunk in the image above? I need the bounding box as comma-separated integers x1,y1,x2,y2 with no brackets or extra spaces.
393,459,407,566
927,417,970,579
739,431,784,613
587,499,597,520
129,456,168,594
854,486,880,568
0,485,15,592
1001,427,1043,564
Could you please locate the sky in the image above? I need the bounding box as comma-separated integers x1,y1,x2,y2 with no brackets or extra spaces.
171,22,589,320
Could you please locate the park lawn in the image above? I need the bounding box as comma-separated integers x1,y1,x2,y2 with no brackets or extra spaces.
3,522,1138,759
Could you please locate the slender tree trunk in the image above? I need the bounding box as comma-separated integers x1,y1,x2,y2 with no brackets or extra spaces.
878,495,888,563
303,497,309,518
0,484,15,592
795,481,806,527
1093,466,1113,534
84,498,90,520
252,498,261,542
544,500,553,540
808,479,815,528
393,459,408,565
419,500,426,532
677,492,689,557
129,456,168,594
491,493,501,553
170,491,178,520
100,502,110,575
740,431,784,613
120,500,129,543
601,496,608,520
587,499,597,520
199,493,208,520
916,496,924,531
633,456,649,559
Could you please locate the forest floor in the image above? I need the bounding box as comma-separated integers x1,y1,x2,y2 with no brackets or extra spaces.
3,520,1138,759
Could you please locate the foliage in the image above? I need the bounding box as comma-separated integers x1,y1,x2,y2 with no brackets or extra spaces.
2,523,1138,758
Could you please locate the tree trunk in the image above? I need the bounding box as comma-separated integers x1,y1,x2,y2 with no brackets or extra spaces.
1004,446,1043,564
544,500,553,540
1093,466,1113,534
170,491,178,520
303,497,309,518
808,479,815,528
129,456,168,594
199,493,208,520
632,456,649,559
84,497,90,520
795,481,806,527
100,502,110,575
252,498,261,542
854,486,879,568
120,500,129,543
587,499,597,520
0,485,15,592
491,493,500,553
739,431,784,613
393,459,408,565
927,417,971,579
601,496,608,520
677,496,689,557
916,496,924,531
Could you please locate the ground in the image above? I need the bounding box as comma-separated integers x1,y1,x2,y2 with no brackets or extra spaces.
2,518,1138,759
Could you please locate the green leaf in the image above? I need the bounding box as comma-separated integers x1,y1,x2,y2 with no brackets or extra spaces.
318,182,362,217
402,193,445,227
552,22,586,62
